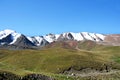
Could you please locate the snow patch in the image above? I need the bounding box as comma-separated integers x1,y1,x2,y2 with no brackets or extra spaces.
34,36,44,46
96,34,105,40
27,37,33,42
10,33,21,44
70,32,84,41
81,32,93,40
0,29,15,39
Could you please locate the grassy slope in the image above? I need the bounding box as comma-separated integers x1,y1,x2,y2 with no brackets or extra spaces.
0,42,120,79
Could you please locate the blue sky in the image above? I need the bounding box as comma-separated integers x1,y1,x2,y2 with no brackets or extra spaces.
0,0,120,36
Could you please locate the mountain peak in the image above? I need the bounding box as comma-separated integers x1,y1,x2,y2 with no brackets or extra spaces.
3,29,16,34
0,29,16,39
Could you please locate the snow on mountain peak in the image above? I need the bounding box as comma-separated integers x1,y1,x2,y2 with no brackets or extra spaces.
44,33,59,43
3,29,16,33
0,29,106,46
0,29,16,35
58,32,105,42
0,29,16,39
0,29,22,44
70,32,84,41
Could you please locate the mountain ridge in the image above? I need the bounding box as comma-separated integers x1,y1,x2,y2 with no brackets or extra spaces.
0,29,119,48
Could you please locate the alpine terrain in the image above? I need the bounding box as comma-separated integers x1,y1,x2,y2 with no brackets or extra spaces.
0,29,120,80
0,29,119,49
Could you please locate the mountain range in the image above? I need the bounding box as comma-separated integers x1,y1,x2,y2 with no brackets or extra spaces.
0,29,120,80
0,29,120,49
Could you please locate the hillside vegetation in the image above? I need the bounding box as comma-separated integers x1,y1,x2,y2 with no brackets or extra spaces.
0,41,120,80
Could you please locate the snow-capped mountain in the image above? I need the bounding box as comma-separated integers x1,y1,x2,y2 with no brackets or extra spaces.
57,32,105,42
0,29,21,45
27,36,49,46
0,29,107,48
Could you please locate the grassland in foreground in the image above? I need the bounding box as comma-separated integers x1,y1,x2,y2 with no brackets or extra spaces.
0,42,120,80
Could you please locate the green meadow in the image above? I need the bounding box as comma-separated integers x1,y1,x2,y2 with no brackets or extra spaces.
0,42,120,80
